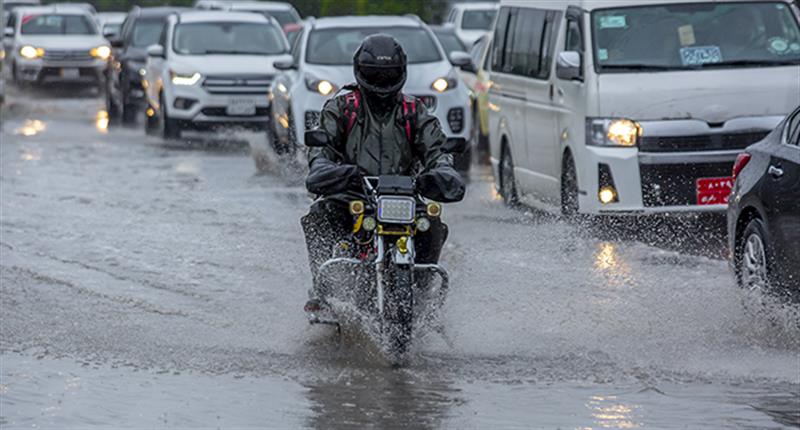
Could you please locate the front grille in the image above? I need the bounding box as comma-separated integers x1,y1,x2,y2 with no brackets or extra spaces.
640,162,733,207
201,107,269,117
43,49,93,62
639,131,769,153
414,95,437,112
202,74,273,95
305,111,321,130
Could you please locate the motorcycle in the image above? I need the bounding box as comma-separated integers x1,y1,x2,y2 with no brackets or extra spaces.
303,129,466,362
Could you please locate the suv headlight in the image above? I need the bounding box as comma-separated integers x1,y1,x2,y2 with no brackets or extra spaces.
305,76,336,96
170,70,201,86
431,76,458,93
19,45,44,59
90,45,111,60
586,118,642,147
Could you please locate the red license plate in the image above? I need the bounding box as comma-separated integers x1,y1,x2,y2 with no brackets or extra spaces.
696,176,733,205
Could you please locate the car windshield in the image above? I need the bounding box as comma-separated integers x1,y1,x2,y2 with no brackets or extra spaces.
173,22,287,55
306,27,442,65
434,31,466,55
103,23,121,35
592,2,800,72
130,19,164,48
20,13,96,35
461,9,497,31
259,10,296,27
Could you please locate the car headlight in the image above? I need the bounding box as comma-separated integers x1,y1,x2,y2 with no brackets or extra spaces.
19,45,44,59
170,71,201,86
586,118,642,147
90,45,111,60
0,49,5,61
431,77,458,93
305,76,336,96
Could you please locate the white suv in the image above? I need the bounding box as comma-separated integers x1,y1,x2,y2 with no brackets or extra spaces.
444,2,498,48
194,1,301,28
143,10,291,139
269,15,473,165
4,5,109,87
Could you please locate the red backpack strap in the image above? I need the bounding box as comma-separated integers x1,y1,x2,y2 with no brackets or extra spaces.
342,88,361,137
401,95,417,143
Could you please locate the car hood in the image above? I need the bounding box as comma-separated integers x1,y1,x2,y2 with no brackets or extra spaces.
122,47,148,63
169,55,286,76
305,61,455,94
597,66,800,123
18,35,108,50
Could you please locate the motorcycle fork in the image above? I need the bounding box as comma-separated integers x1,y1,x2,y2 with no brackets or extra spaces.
375,235,416,317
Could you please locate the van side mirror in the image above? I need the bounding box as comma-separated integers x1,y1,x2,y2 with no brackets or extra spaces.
556,51,582,81
146,44,164,58
450,51,476,74
442,137,468,154
304,129,330,147
4,27,14,38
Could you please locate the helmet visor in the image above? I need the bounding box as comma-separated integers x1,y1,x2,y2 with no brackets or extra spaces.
357,65,405,93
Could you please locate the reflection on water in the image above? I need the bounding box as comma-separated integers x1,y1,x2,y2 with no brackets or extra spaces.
95,110,109,133
20,148,41,161
14,119,46,137
588,395,640,429
593,242,635,288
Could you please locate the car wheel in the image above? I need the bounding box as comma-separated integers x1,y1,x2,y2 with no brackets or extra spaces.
561,152,579,217
159,93,181,140
736,218,773,293
106,81,120,121
121,103,137,125
499,145,518,207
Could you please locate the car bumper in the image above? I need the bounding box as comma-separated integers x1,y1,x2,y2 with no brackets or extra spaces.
16,58,106,83
165,84,270,131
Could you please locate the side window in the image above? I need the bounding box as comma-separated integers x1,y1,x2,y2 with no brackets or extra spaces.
787,110,800,146
447,9,456,24
469,37,484,66
490,7,511,72
537,11,562,80
291,29,303,64
510,9,544,77
158,22,168,48
565,18,583,52
7,12,16,30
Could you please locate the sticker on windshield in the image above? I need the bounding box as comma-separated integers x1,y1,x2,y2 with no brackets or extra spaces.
598,49,609,61
680,46,723,66
599,15,627,29
678,25,696,46
791,43,800,53
768,37,791,55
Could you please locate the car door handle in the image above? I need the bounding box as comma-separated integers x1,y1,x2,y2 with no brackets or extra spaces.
768,165,784,178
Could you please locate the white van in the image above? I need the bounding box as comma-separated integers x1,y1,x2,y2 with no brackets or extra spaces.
489,0,800,216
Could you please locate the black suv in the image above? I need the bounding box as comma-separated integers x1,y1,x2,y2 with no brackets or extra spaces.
105,7,185,124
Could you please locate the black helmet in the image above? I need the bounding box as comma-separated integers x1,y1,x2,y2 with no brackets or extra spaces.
353,34,407,97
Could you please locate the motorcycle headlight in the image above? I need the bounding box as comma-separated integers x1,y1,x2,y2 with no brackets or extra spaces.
377,197,416,224
90,45,111,60
431,77,458,93
19,45,44,59
170,70,202,86
586,118,642,147
305,76,336,96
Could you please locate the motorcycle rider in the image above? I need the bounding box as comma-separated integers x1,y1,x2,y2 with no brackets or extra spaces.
301,34,465,313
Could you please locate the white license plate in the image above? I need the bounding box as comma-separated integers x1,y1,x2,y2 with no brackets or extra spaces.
61,68,80,79
226,98,257,116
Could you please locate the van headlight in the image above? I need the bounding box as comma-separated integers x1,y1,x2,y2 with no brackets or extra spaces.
19,45,44,59
305,76,336,96
170,71,201,86
90,45,111,60
587,118,642,147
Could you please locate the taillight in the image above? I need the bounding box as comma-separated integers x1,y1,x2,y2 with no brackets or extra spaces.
732,153,752,182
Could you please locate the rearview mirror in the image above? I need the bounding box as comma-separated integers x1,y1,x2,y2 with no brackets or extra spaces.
274,58,296,71
449,51,476,74
304,129,330,148
556,51,582,81
146,44,164,58
103,27,117,38
442,137,468,154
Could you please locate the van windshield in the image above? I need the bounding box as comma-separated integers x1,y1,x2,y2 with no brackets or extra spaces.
592,2,800,72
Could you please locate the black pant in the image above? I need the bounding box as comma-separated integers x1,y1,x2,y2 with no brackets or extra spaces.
301,199,448,294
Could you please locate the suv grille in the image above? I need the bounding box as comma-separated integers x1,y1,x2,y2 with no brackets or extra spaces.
43,49,93,62
639,131,769,153
202,74,273,95
640,162,733,207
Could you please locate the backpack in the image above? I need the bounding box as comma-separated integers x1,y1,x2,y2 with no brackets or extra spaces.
339,85,417,144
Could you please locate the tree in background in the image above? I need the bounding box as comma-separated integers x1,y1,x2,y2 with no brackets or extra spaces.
42,0,451,23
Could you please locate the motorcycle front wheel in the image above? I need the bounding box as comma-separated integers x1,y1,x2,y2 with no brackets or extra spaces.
383,266,414,363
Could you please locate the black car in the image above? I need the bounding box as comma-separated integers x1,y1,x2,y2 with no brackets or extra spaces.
728,105,800,298
105,7,185,124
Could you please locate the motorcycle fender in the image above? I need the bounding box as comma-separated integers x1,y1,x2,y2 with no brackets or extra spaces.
392,237,415,266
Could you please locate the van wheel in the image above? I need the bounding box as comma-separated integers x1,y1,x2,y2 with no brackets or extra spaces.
561,153,579,217
499,145,518,207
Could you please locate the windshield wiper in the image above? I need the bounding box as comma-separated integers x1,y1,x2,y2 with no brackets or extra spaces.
599,64,687,71
695,59,800,68
202,50,263,55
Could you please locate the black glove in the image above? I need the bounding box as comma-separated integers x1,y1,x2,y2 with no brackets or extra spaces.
416,167,465,203
306,158,361,196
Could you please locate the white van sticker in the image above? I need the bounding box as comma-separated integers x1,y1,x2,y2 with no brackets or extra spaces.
678,25,696,46
768,37,790,55
599,15,627,29
598,49,609,61
679,46,723,66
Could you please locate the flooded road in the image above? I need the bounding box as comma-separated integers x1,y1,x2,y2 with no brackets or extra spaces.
1,90,798,429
